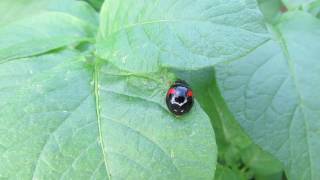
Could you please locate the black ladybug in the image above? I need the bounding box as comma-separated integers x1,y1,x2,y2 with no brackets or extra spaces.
166,80,194,116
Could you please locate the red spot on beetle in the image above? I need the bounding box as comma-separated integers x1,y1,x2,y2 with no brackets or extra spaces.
187,90,193,97
167,88,175,96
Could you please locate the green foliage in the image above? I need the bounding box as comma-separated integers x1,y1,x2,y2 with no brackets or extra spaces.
216,10,320,180
97,0,268,73
0,0,319,179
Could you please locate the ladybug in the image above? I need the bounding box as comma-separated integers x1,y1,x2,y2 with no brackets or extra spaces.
166,80,194,116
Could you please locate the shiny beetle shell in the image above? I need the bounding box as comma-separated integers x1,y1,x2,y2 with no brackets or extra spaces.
166,80,193,115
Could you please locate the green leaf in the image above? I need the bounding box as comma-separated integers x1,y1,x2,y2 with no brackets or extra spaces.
47,0,99,27
0,50,108,179
0,0,53,26
96,0,269,73
0,11,96,63
94,62,217,179
215,11,320,180
0,0,98,27
0,1,218,178
0,52,217,179
0,1,97,63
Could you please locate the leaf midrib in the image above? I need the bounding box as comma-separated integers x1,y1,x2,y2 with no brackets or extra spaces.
274,24,314,180
102,18,266,39
93,63,112,180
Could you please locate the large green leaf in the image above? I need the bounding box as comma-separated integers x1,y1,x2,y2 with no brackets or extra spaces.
0,50,108,179
216,11,320,180
0,51,217,179
95,62,217,179
96,0,269,73
0,0,218,179
0,46,218,179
